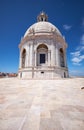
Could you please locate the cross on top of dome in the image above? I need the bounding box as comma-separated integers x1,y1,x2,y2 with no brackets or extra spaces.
37,11,48,22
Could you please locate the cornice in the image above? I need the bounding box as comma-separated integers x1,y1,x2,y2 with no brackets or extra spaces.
19,33,67,48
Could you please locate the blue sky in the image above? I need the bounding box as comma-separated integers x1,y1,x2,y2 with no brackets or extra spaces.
0,0,84,76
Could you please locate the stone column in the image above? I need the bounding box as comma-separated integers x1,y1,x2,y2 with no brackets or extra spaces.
54,44,56,66
64,50,67,67
19,51,22,68
35,51,37,66
30,43,33,66
51,43,55,66
56,47,60,67
25,54,27,67
32,43,34,67
27,45,29,66
25,52,28,67
48,50,51,66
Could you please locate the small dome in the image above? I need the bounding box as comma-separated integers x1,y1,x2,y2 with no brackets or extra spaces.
37,11,48,22
24,21,62,37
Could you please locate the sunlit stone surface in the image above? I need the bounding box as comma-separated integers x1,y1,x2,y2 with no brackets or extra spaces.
0,77,84,130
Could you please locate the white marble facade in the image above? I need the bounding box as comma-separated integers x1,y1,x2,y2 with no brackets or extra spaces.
18,12,69,79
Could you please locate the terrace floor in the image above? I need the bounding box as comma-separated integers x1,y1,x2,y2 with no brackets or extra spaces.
0,77,84,130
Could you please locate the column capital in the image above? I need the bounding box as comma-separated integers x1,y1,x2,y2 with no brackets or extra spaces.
34,50,37,53
48,50,51,53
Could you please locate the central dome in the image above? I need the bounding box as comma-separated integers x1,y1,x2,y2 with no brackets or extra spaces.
24,12,62,38
24,21,62,37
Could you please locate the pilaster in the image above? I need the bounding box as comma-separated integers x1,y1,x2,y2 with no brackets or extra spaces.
19,50,22,68
35,51,37,66
51,43,55,66
64,50,67,67
30,43,33,66
48,50,51,66
56,46,60,67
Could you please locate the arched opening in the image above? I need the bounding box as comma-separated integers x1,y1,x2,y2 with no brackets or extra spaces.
64,72,66,78
22,49,26,68
59,48,65,67
41,17,43,21
37,44,48,66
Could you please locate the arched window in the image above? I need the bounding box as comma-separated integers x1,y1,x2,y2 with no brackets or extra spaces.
37,44,48,66
64,72,66,78
22,49,26,68
41,17,43,21
59,48,65,67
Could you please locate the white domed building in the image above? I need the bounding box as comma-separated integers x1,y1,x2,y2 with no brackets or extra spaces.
18,12,69,79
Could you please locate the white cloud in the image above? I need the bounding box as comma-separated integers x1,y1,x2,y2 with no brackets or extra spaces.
76,45,84,51
71,51,84,65
80,55,84,60
63,24,72,31
70,35,84,65
70,51,80,57
71,55,84,64
72,57,79,63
